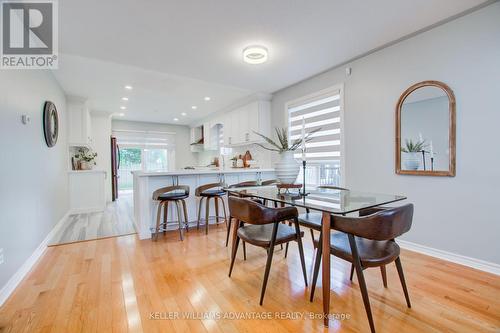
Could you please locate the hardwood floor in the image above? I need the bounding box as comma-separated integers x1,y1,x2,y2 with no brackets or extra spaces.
49,193,135,246
1,223,499,333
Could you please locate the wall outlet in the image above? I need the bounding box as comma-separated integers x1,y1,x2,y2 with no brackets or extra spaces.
0,248,4,265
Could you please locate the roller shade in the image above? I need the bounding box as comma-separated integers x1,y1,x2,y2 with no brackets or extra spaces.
112,129,176,149
288,89,342,162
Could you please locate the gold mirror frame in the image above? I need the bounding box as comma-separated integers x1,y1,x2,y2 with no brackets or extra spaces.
395,80,456,177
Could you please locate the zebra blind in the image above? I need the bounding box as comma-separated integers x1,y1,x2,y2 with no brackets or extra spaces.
288,88,342,162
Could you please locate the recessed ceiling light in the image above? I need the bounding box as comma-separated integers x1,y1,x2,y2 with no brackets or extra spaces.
173,118,179,121
191,106,197,110
124,85,133,90
122,97,129,101
243,45,268,64
204,96,211,101
120,106,126,110
118,113,125,117
181,112,187,116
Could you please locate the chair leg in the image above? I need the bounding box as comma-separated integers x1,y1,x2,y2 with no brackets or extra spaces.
350,264,355,281
242,241,247,260
220,197,228,228
395,257,411,308
175,201,183,241
163,201,169,234
260,222,279,305
348,234,376,333
228,219,240,277
205,197,210,235
284,242,289,258
225,217,232,247
380,265,388,288
196,197,203,230
293,217,308,287
181,199,189,232
214,196,220,224
310,232,322,302
154,201,164,241
310,229,316,248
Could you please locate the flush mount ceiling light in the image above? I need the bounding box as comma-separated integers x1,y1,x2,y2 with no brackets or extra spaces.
243,45,268,64
124,85,133,90
204,96,211,101
191,106,197,110
173,118,179,122
118,113,125,117
120,106,126,110
122,97,129,101
181,112,187,116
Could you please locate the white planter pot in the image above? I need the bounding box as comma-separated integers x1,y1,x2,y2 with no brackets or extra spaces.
275,151,300,184
404,152,421,170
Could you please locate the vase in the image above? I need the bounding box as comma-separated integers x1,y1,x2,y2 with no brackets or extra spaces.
403,152,421,170
80,161,93,170
275,151,300,184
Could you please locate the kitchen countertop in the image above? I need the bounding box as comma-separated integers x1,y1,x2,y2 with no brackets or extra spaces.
132,168,275,177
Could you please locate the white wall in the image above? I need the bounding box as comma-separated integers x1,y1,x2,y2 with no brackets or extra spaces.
91,113,112,201
0,71,69,290
271,3,500,264
111,120,197,169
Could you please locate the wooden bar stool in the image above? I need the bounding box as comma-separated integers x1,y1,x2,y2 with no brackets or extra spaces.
195,182,228,234
152,185,190,241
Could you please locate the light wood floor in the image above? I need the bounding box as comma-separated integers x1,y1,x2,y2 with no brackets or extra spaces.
49,193,135,246
1,223,499,333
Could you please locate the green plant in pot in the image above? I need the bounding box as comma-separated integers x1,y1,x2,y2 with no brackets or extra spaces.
401,139,426,170
75,147,98,170
254,127,320,184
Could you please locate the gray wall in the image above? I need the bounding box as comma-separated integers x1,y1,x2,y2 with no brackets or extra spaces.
0,71,69,289
271,3,500,264
111,120,197,169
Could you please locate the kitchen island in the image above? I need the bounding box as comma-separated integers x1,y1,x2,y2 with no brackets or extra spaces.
132,168,275,239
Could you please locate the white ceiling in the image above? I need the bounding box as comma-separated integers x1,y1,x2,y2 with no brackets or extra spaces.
53,0,488,124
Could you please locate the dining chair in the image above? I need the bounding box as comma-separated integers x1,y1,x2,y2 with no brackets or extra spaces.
152,185,190,241
309,204,414,333
228,196,308,305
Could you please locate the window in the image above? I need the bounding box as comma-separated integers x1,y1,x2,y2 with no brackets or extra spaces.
286,85,344,187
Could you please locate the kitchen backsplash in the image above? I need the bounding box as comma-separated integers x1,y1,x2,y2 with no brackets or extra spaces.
197,144,273,169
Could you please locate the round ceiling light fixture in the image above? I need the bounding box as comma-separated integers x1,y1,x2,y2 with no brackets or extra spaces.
243,45,268,64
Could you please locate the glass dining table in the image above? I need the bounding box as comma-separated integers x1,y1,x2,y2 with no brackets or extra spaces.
225,186,407,327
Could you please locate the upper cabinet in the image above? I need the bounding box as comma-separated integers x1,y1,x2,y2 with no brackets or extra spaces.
224,100,271,146
67,98,93,147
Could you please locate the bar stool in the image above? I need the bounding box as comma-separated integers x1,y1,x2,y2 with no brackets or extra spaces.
195,182,228,234
152,185,190,241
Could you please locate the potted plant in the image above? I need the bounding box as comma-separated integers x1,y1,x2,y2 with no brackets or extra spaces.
401,139,426,170
254,127,320,184
75,147,98,170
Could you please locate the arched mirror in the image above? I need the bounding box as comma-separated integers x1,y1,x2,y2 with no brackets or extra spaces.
396,81,456,176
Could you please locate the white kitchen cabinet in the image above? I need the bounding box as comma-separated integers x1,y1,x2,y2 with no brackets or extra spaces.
68,170,106,213
203,122,220,151
67,99,93,147
223,100,271,146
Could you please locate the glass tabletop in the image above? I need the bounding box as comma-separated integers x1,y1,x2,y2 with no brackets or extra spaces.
226,186,406,215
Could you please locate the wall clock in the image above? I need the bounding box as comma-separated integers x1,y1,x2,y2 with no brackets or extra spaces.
43,101,59,147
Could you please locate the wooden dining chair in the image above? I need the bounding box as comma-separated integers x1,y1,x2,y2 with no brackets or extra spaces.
309,204,414,333
228,196,308,305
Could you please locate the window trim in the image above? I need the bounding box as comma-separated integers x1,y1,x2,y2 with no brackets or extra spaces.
283,83,346,187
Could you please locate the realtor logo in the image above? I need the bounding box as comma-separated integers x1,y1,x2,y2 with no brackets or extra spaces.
1,0,58,69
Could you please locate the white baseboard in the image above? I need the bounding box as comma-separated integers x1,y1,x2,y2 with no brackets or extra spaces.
398,240,500,276
0,211,70,307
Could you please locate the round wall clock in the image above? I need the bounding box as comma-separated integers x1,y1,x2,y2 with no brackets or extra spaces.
43,101,59,147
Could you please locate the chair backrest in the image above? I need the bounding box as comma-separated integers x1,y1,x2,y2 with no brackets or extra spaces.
318,185,349,191
261,179,279,186
152,185,190,200
228,181,259,188
333,204,413,241
228,196,297,225
195,182,224,196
